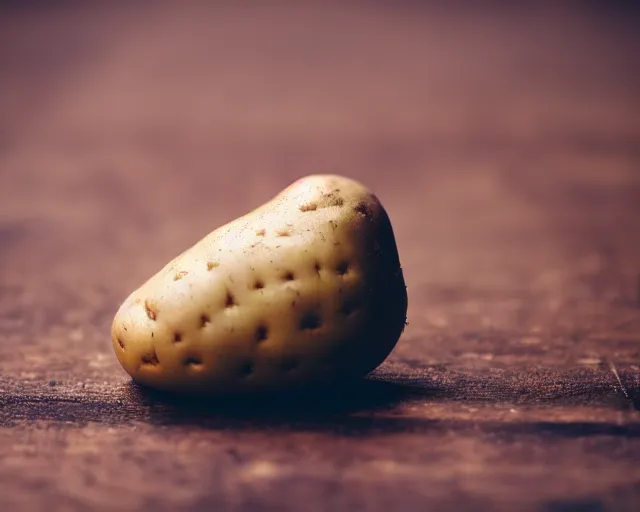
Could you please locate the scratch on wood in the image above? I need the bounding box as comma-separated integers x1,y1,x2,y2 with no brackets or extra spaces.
608,360,630,400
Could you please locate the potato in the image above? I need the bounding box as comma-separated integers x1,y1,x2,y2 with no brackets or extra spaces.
111,175,407,393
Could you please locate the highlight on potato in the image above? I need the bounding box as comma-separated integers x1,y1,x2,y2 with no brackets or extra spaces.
111,175,407,393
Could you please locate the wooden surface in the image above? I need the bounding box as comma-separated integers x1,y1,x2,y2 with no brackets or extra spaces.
1,2,639,511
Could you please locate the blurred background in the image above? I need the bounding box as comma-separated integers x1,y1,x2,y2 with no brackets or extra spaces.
1,0,639,372
1,2,640,511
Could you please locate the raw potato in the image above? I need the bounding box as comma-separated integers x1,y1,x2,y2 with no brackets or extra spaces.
111,175,407,393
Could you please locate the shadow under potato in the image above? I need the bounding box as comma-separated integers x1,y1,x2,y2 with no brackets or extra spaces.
119,377,443,435
126,377,427,422
120,378,640,438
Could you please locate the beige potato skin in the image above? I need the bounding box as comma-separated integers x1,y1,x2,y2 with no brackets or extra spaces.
111,175,407,393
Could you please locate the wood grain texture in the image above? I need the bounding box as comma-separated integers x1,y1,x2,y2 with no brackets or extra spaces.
1,2,639,511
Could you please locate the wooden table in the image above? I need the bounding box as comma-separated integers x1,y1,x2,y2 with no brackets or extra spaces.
1,3,639,510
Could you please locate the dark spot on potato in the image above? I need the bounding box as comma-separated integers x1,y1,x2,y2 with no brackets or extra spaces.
174,271,188,281
225,291,236,308
141,351,159,366
314,261,321,274
253,279,265,290
207,261,220,271
174,332,183,343
336,261,349,275
185,356,203,368
117,337,125,349
256,324,268,342
144,300,157,321
300,311,321,331
354,202,371,217
283,271,295,281
200,314,211,327
300,203,318,212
